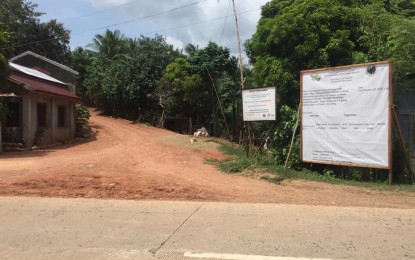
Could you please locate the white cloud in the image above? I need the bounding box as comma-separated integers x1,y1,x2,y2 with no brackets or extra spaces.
31,0,269,57
165,35,184,51
87,0,269,59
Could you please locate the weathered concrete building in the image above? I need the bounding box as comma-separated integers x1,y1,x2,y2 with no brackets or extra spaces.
1,58,80,149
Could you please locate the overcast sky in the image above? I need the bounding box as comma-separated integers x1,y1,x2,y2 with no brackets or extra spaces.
31,0,269,61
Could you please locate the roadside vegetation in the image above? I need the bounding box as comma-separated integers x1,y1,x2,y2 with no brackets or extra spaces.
209,142,415,192
1,0,415,184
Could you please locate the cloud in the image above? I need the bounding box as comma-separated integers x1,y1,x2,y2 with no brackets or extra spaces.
87,0,269,59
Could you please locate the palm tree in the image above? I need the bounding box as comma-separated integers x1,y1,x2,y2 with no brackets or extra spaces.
88,29,127,59
184,43,199,55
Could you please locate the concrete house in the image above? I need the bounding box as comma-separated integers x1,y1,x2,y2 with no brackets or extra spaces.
1,53,80,149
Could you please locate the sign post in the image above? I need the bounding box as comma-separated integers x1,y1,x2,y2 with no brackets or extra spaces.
242,87,277,157
242,87,276,122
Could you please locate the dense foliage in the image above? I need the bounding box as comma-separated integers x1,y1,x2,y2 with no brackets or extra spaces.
0,29,10,123
157,42,241,136
0,0,71,64
247,0,415,105
246,0,415,181
83,33,182,120
76,33,242,136
2,0,414,183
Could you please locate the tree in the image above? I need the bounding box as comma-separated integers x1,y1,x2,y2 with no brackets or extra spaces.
247,0,415,106
84,35,180,119
0,29,10,125
157,42,240,136
88,29,127,59
184,43,199,55
246,0,362,106
71,47,93,99
0,29,10,85
246,0,415,181
0,0,71,64
156,57,204,118
359,1,415,87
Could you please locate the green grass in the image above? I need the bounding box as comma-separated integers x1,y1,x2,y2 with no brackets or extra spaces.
210,143,415,192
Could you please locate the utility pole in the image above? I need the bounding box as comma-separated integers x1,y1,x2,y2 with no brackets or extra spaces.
231,0,250,157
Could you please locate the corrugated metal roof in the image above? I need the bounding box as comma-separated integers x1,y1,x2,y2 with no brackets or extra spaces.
0,93,21,97
9,73,81,101
9,62,67,85
10,51,79,75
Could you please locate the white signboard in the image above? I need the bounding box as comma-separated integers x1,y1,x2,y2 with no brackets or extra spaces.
301,62,391,169
242,87,276,121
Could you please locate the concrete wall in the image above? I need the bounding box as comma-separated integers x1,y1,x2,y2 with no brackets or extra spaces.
23,93,75,147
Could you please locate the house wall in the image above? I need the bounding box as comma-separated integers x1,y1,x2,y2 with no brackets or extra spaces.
1,96,23,142
1,81,25,142
23,93,76,147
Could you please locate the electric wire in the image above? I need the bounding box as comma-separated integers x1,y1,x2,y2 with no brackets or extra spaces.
1,6,260,51
61,0,146,22
219,0,232,44
94,0,208,31
142,8,259,35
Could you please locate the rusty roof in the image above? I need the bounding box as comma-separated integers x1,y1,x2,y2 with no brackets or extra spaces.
9,72,80,101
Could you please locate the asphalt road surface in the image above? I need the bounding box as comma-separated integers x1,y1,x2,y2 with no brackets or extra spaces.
1,197,414,259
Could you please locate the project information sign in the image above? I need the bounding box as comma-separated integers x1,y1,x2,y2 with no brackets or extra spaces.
242,87,276,121
301,62,391,169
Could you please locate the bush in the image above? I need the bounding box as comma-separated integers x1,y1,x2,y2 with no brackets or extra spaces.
75,105,90,121
270,105,301,168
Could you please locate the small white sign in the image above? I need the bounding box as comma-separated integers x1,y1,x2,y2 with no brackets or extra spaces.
242,87,276,121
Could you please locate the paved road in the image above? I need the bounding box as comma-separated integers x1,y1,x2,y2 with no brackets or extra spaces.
1,197,414,260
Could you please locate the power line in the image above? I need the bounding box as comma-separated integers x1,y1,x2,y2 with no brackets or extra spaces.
142,8,260,35
219,0,232,44
94,0,208,31
1,8,260,51
61,0,145,22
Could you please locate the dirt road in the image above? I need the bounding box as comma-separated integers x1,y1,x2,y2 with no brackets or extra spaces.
0,110,414,208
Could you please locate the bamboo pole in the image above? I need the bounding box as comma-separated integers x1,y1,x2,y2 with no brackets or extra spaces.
253,122,276,159
206,67,232,144
285,105,300,169
231,0,250,156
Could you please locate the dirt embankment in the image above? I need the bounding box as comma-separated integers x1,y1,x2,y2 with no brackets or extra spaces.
0,110,414,208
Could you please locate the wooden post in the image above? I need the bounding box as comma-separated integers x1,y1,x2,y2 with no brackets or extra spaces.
389,164,393,185
231,0,249,156
253,122,277,159
246,124,250,157
285,105,300,169
392,105,414,183
206,67,232,143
